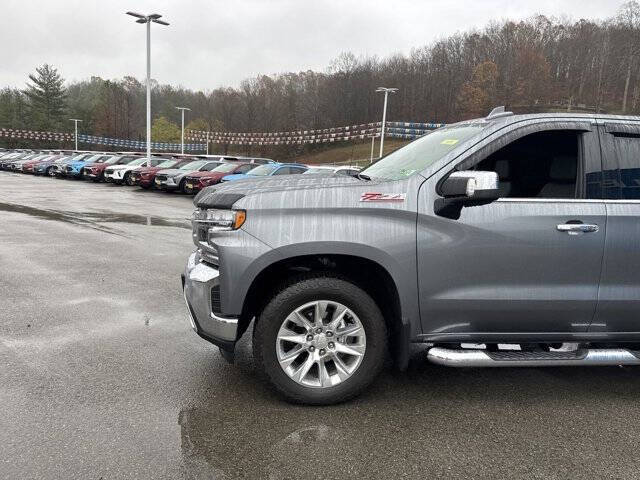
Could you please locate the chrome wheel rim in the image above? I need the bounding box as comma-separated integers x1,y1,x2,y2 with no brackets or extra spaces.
276,300,366,388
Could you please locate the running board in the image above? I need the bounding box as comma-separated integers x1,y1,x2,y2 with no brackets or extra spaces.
427,347,640,368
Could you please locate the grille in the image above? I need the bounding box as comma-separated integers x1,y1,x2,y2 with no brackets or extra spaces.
210,286,221,313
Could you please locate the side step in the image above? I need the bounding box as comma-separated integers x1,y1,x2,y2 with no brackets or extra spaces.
427,347,640,368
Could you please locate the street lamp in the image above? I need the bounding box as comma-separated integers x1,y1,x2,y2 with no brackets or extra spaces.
69,118,82,151
175,106,191,154
126,11,170,166
376,87,398,159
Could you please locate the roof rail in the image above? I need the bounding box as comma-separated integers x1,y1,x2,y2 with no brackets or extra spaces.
486,106,514,120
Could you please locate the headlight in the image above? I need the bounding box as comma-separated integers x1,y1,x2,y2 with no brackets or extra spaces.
193,209,246,232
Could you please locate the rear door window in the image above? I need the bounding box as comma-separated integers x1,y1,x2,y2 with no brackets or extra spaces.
600,123,640,199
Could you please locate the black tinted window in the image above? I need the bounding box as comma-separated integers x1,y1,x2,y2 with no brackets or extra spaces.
600,127,640,199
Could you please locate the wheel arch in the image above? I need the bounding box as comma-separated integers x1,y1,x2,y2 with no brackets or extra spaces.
236,246,413,370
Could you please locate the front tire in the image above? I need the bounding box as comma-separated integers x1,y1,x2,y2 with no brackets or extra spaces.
253,275,387,405
124,172,134,186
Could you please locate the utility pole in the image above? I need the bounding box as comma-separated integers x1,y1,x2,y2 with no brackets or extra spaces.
69,118,82,151
126,11,169,166
376,87,398,158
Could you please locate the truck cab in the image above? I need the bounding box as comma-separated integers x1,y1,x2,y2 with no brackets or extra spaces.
182,108,640,404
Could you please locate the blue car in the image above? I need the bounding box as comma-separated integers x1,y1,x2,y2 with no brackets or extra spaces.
221,163,308,182
61,153,111,178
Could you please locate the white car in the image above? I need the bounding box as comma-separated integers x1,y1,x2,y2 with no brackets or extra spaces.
104,157,161,185
303,165,361,176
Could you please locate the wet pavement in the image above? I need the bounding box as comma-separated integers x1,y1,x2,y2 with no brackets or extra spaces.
2,173,640,479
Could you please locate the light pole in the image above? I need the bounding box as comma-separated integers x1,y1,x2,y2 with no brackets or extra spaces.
175,106,191,154
376,87,398,159
369,135,375,164
69,118,82,151
126,11,169,166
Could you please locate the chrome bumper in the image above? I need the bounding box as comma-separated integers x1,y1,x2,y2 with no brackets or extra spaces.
182,252,238,344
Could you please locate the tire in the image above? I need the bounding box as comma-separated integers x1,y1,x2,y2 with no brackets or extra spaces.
124,172,134,186
179,179,187,194
253,275,387,405
46,167,55,177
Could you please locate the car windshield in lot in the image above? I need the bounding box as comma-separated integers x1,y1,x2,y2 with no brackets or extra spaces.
126,158,149,166
247,164,277,176
179,160,208,170
361,124,487,180
200,161,222,171
156,159,178,168
212,163,241,173
93,155,119,164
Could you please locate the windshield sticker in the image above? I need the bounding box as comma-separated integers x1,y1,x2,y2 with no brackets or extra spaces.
360,192,406,203
441,139,459,145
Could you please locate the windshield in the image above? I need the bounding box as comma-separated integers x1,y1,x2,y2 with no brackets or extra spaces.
247,164,278,176
83,154,103,163
156,159,178,168
361,124,486,180
128,158,148,166
212,163,241,173
200,161,221,171
94,156,116,164
179,160,208,170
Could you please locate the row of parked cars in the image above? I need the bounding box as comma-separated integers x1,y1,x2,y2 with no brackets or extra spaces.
0,149,361,193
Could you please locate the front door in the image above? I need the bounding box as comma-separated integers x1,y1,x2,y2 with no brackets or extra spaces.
417,123,606,340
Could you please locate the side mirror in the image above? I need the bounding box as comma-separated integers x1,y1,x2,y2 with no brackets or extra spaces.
435,170,500,219
440,171,500,200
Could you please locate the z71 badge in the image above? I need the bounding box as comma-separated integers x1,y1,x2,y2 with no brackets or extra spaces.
360,192,406,202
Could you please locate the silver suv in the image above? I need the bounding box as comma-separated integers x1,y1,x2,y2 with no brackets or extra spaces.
182,108,640,404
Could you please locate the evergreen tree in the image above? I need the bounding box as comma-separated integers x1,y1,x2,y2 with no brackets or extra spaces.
24,64,66,130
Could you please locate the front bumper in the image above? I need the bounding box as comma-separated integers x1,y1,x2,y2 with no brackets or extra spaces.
182,251,238,349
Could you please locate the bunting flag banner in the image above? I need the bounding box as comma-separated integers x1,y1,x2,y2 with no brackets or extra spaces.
77,134,205,152
0,120,444,149
0,128,74,142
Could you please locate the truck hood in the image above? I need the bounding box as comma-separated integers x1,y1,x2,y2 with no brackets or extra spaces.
195,174,372,208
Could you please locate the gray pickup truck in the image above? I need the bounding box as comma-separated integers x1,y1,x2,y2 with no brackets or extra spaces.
182,108,640,404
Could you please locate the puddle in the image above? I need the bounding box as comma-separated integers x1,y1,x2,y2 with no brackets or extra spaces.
0,202,191,235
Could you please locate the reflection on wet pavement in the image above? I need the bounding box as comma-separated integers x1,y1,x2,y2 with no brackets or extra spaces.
0,201,191,234
178,348,640,480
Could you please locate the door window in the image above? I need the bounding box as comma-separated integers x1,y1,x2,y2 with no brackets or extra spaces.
600,125,640,199
472,130,581,199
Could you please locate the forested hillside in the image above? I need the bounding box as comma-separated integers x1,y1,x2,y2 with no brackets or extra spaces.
1,1,639,157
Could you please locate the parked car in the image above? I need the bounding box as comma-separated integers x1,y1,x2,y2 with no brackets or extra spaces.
220,163,308,182
154,160,224,193
303,165,362,176
183,162,256,194
33,154,70,176
129,158,184,188
22,154,61,173
104,157,164,185
182,108,640,404
63,153,111,179
50,153,96,177
83,155,138,182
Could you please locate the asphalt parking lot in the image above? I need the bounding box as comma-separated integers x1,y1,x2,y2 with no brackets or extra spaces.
2,173,640,479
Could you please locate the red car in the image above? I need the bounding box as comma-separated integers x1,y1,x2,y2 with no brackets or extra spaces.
182,162,256,194
83,155,138,182
129,158,186,189
21,154,59,174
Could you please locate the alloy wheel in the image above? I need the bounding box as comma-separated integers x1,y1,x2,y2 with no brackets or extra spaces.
276,300,366,388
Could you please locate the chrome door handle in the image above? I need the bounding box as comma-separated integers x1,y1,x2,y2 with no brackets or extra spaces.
557,223,599,235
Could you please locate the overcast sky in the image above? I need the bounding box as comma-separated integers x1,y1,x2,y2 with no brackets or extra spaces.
1,0,621,92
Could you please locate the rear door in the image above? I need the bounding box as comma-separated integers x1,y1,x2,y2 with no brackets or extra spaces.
591,122,640,333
